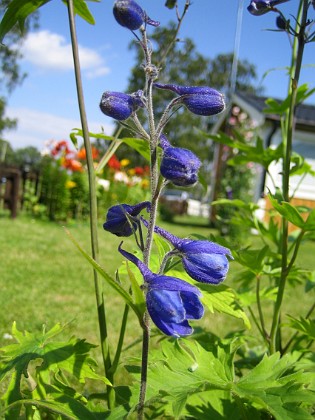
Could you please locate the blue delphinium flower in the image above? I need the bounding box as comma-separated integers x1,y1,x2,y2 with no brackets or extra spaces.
159,135,201,187
247,0,289,16
113,0,160,31
154,83,225,116
100,90,144,121
103,201,151,237
119,243,204,336
142,221,233,284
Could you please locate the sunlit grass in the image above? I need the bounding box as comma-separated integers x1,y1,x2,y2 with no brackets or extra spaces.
0,212,314,372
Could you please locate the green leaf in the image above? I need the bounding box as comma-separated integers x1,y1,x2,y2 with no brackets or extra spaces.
66,0,97,25
125,262,146,319
287,316,315,340
234,353,315,420
1,397,100,420
269,196,305,228
304,209,315,231
0,0,51,43
121,137,150,161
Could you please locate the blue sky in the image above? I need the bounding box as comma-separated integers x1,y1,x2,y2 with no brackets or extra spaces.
3,0,315,151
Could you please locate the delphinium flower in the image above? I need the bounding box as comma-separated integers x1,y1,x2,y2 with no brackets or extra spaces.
103,201,151,237
247,0,289,16
159,134,201,187
154,83,225,116
118,243,204,336
99,90,144,121
141,220,233,285
113,0,160,31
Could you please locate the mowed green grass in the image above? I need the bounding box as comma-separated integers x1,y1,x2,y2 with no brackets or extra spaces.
0,212,314,365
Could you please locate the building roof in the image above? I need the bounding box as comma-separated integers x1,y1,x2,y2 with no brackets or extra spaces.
235,91,315,131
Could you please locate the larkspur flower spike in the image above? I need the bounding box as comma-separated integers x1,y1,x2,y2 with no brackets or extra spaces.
113,0,160,31
118,243,204,337
247,0,289,16
99,90,144,121
159,135,201,187
142,221,233,285
154,83,225,116
103,201,151,237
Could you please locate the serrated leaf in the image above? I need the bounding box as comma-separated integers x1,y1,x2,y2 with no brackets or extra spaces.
234,353,315,420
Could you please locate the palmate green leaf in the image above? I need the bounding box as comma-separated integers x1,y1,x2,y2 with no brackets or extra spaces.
168,270,251,329
0,322,110,386
234,352,315,420
145,340,234,418
264,84,315,115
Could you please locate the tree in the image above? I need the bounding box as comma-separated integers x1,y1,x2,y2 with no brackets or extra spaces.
0,0,38,141
120,22,261,186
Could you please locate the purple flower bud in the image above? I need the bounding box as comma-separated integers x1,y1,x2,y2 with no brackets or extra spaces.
276,15,287,30
103,201,150,237
154,83,225,116
159,135,201,187
247,0,289,16
113,0,160,30
146,223,233,285
119,244,204,337
100,90,144,121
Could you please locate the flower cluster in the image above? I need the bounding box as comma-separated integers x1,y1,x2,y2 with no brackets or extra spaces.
101,0,232,337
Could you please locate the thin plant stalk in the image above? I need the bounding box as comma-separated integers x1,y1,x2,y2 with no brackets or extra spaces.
66,0,114,408
269,0,308,354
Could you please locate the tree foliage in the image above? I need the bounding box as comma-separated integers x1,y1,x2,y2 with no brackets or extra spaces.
121,22,261,173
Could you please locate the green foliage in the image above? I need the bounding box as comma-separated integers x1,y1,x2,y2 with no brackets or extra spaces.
125,339,315,418
0,322,110,419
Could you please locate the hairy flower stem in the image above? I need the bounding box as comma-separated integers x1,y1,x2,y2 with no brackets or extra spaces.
137,27,160,420
66,0,114,408
269,0,308,355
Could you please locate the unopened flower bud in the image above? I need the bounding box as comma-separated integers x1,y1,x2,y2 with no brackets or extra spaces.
276,15,286,30
113,0,160,30
103,201,150,237
154,83,225,116
247,0,289,16
159,135,201,187
144,222,233,285
100,90,144,121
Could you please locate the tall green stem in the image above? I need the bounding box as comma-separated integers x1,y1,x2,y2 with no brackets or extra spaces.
66,0,114,408
269,0,308,354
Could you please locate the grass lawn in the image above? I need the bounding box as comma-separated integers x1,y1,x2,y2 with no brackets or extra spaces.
0,212,314,371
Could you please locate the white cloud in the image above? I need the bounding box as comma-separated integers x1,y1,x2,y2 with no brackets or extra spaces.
22,30,110,78
3,107,114,151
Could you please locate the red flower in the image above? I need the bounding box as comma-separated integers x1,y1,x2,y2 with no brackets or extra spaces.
63,158,83,172
134,166,144,176
108,155,121,170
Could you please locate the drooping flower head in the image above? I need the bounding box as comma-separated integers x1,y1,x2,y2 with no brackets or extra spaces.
142,221,233,284
159,134,201,187
247,0,289,16
154,83,225,116
100,90,144,121
118,243,204,337
113,0,160,30
103,201,151,237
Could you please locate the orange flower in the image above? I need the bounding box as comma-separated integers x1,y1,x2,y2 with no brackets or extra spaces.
63,158,83,172
77,146,99,160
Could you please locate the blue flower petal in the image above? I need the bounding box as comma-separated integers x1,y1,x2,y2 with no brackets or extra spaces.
181,292,204,320
148,275,201,295
147,290,185,323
